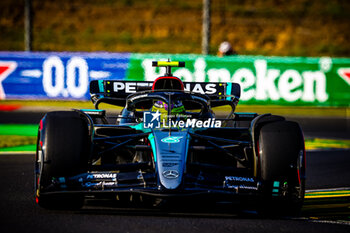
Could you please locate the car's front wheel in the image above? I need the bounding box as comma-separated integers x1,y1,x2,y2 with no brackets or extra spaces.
257,120,305,216
35,111,90,209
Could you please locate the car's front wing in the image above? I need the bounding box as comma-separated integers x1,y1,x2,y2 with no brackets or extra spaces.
39,170,265,200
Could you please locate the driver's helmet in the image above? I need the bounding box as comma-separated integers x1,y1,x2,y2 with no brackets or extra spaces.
151,76,186,122
151,100,185,122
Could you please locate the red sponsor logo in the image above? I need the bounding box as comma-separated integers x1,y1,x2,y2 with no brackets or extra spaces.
337,68,350,86
0,61,17,99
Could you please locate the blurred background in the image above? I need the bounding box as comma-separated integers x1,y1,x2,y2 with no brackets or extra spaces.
0,0,349,152
1,0,349,56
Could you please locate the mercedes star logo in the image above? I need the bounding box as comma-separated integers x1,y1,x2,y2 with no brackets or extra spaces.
162,170,179,179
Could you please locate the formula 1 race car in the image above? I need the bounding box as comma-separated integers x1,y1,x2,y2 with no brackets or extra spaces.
35,61,306,215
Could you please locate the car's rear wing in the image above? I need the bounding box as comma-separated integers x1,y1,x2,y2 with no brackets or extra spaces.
90,80,240,107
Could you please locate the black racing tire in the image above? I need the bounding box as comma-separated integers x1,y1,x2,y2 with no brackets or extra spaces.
257,120,305,216
35,111,90,209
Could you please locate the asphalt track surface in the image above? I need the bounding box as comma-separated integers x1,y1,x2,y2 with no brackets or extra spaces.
0,111,349,233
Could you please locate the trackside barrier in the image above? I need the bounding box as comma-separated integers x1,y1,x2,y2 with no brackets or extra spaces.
0,52,130,100
0,52,349,106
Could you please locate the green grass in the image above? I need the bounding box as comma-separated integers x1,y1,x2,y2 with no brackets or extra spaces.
0,136,36,150
305,138,350,150
235,106,350,118
1,135,349,152
0,122,349,152
0,124,38,151
1,100,348,152
1,100,95,108
2,100,349,117
0,144,36,152
0,124,38,136
215,105,349,118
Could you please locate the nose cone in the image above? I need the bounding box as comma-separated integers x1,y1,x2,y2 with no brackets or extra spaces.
152,131,189,190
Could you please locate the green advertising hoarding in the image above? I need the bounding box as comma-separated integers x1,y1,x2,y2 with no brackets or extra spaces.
126,53,350,107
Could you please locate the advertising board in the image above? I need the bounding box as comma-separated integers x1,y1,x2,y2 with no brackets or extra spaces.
0,52,349,106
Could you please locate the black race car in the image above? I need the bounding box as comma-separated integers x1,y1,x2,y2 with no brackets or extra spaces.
35,61,305,215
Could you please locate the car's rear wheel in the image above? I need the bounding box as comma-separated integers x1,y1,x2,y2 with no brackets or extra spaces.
35,111,90,209
257,120,305,216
